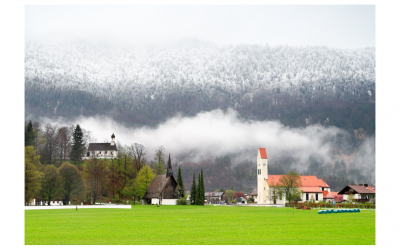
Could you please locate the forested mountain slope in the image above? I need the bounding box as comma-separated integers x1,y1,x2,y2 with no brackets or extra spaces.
25,40,375,135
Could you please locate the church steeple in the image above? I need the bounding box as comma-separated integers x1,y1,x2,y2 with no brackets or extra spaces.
166,153,173,178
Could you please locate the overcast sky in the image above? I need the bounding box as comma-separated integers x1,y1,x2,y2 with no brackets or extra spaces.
25,5,375,49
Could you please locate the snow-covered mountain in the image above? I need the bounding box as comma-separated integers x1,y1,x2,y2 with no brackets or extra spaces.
25,39,375,133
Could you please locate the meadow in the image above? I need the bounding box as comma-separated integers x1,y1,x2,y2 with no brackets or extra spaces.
25,205,375,245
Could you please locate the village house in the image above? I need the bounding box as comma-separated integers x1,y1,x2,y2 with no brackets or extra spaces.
338,184,375,203
257,148,333,204
236,197,247,204
86,133,118,159
248,188,258,203
323,191,339,202
142,154,184,205
205,192,225,204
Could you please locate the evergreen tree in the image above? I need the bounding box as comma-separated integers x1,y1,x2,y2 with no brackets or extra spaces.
196,173,201,205
25,120,35,147
199,169,205,206
177,167,184,192
190,173,197,205
70,124,85,166
231,185,234,191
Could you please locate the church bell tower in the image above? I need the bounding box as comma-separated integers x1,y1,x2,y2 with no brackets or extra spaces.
111,133,115,146
257,148,268,204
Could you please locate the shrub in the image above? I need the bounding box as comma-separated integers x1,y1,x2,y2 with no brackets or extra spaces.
232,199,236,203
176,197,187,205
113,194,120,204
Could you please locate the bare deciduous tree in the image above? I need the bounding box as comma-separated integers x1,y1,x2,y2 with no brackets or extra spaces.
42,123,59,165
56,126,71,165
128,143,146,177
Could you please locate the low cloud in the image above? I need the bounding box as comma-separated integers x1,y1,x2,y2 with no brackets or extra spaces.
35,108,375,182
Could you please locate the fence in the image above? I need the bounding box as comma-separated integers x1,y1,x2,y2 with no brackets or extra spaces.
285,202,375,209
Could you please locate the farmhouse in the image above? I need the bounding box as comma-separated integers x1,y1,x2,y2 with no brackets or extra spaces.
338,184,375,203
205,192,225,204
142,154,184,205
257,148,333,204
87,133,118,158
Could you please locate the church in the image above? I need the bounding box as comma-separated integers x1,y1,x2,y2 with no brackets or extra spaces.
257,148,332,204
142,154,184,205
87,133,118,158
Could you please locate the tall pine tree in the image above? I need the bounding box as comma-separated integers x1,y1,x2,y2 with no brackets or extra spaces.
199,169,205,206
190,173,197,205
177,167,184,192
70,124,85,167
25,120,35,147
195,173,201,205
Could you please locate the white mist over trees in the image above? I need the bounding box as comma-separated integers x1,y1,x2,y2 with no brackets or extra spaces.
35,108,375,190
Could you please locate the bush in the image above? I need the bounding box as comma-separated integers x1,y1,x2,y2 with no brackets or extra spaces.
232,199,236,203
176,197,187,205
113,194,119,204
247,199,253,204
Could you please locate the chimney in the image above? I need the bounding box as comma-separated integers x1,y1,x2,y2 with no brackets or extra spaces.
364,184,368,187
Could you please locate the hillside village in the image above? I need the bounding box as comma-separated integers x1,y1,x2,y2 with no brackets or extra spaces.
25,123,375,207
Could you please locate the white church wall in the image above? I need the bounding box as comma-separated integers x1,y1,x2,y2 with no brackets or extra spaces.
257,149,269,204
162,199,179,205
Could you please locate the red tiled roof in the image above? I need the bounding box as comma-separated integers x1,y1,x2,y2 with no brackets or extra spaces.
300,187,323,193
259,148,268,159
338,185,376,194
267,175,329,188
334,195,343,202
366,186,376,192
330,192,339,197
323,191,337,199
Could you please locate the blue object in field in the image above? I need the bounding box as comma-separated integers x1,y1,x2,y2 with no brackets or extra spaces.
334,210,338,213
357,208,360,212
330,209,334,213
318,210,324,214
324,210,329,214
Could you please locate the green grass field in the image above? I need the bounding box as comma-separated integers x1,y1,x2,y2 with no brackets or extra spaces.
25,206,375,245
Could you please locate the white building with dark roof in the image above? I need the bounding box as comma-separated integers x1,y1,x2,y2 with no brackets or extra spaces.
86,133,118,159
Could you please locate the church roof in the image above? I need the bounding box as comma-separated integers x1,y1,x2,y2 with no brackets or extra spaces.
88,143,117,151
142,175,177,199
259,148,268,159
267,175,330,188
300,187,323,193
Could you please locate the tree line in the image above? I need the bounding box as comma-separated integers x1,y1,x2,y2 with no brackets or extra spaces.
25,121,183,205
